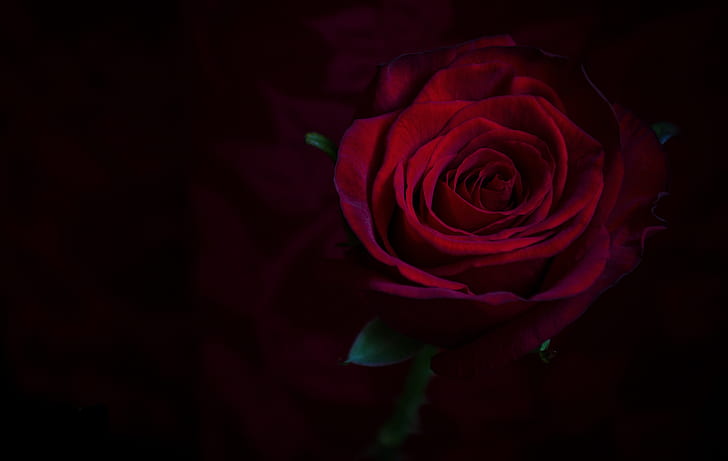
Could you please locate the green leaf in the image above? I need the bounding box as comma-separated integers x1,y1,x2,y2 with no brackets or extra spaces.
346,318,425,367
651,122,679,145
304,132,338,161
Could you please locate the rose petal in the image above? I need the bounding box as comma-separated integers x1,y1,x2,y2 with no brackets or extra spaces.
398,117,505,237
509,76,566,112
607,105,668,236
430,223,637,378
449,46,620,156
448,257,550,297
390,96,603,266
414,62,515,103
433,149,517,231
531,225,610,301
368,291,532,348
442,96,568,202
429,108,668,379
366,36,517,116
372,101,472,255
335,111,467,291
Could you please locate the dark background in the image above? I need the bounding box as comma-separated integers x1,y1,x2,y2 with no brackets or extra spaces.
2,1,726,459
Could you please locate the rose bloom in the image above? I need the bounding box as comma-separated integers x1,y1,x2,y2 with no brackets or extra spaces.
334,35,667,377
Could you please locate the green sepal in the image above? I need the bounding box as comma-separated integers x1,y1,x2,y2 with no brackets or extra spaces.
538,339,551,353
537,339,557,364
345,318,425,367
304,132,338,161
650,122,679,145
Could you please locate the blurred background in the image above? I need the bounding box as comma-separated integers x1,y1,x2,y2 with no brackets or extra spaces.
2,1,726,459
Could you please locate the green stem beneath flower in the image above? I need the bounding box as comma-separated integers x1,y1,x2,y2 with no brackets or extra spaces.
369,345,438,460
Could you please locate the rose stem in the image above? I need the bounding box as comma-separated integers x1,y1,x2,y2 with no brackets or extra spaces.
369,344,438,460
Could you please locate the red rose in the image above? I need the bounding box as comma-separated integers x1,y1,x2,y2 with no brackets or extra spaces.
334,36,667,377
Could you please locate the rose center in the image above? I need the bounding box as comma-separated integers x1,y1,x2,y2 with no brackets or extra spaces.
456,163,517,212
479,172,515,211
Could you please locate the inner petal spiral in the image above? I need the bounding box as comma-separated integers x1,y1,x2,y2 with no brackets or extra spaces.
449,148,520,212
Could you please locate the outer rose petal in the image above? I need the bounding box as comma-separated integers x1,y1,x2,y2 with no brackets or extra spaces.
431,225,636,378
371,291,534,348
448,46,620,157
413,62,515,103
366,36,516,116
608,105,668,235
430,256,623,378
